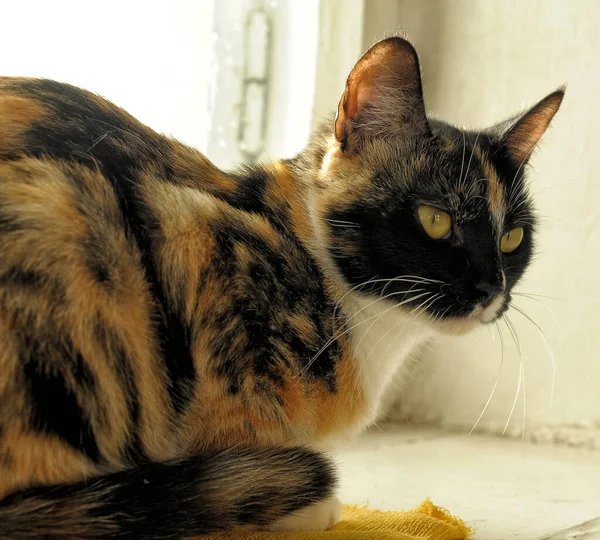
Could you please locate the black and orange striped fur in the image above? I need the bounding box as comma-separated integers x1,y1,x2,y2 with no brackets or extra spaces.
0,37,563,538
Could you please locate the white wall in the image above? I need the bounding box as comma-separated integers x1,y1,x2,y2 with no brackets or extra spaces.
311,0,365,134
1,0,214,152
361,0,600,444
1,0,321,168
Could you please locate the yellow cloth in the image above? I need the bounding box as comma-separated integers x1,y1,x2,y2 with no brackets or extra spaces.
201,499,473,540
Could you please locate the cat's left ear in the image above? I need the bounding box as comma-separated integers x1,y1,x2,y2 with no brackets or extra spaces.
500,89,565,167
334,36,431,154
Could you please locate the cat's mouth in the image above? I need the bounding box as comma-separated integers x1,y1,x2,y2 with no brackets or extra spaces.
428,293,509,335
473,294,507,324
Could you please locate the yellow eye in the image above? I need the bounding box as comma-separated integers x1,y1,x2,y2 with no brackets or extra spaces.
417,205,452,239
500,227,524,253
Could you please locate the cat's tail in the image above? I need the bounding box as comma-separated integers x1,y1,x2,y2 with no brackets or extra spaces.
0,446,336,539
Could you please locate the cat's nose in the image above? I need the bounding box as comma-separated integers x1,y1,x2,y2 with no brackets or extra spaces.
474,281,504,307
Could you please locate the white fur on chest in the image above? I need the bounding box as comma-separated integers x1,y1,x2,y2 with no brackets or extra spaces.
343,294,433,428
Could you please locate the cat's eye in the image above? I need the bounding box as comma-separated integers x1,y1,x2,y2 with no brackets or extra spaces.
500,227,524,253
417,205,452,240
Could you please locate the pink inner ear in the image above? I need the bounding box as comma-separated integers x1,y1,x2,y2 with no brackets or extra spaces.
355,81,377,116
504,90,564,165
335,76,378,142
334,37,427,147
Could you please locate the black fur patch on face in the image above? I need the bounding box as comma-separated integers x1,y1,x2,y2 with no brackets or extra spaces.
325,123,536,322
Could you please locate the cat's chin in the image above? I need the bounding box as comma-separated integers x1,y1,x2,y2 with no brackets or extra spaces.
430,316,482,336
430,314,495,336
477,294,507,324
429,295,507,336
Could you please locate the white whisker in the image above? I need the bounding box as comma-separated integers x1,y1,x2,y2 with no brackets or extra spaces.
469,320,505,435
507,314,526,439
507,130,550,206
355,293,443,402
464,177,490,200
502,315,526,438
510,304,557,408
302,290,433,376
513,291,571,303
325,219,361,228
458,131,466,191
512,294,561,331
463,133,481,189
332,275,443,320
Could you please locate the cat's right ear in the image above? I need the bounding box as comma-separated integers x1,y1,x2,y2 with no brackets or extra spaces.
334,37,430,155
500,89,565,167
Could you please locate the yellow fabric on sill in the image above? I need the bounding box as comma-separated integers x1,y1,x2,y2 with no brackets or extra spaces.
200,499,473,540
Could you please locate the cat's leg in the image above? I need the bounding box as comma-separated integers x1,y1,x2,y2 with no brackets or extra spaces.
266,495,341,532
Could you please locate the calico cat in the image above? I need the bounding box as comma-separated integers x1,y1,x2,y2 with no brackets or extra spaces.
0,36,563,538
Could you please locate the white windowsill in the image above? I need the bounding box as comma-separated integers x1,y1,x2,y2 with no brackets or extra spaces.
337,426,600,539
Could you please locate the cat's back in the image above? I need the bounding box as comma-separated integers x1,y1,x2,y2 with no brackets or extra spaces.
0,78,148,291
0,77,178,180
0,80,179,497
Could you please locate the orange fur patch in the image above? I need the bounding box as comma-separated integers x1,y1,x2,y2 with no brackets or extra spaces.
0,427,96,498
313,342,366,438
504,91,564,166
265,161,314,241
0,96,47,151
473,146,506,229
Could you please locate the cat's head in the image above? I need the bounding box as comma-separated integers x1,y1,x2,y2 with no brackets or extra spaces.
309,36,564,335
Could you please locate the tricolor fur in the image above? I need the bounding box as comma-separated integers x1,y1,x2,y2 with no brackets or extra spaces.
0,36,563,538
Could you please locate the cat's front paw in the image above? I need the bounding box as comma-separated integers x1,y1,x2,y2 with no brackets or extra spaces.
266,496,341,532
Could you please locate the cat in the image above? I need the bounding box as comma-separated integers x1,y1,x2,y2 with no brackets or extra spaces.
0,36,563,538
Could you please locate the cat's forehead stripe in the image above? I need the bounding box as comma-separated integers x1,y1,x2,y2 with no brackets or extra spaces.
472,145,506,232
